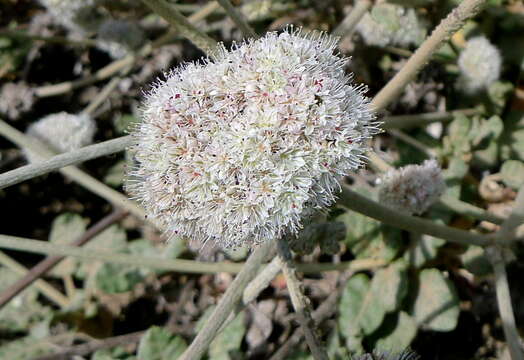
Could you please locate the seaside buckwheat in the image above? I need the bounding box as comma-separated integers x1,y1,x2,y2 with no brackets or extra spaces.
127,28,378,248
25,112,96,162
457,36,502,94
378,159,445,215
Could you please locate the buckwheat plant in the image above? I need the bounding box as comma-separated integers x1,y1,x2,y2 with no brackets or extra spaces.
457,36,502,94
356,4,427,48
127,28,378,249
25,112,96,162
378,159,445,215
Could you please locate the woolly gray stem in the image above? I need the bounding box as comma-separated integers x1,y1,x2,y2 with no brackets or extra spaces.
0,136,134,189
488,246,524,360
0,120,146,219
276,237,329,360
178,240,274,360
332,0,371,38
82,77,124,116
339,186,491,247
0,250,70,308
388,128,437,158
217,0,257,38
0,234,383,274
141,0,219,55
371,0,487,111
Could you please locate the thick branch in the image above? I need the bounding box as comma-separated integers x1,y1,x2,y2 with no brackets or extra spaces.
338,186,490,247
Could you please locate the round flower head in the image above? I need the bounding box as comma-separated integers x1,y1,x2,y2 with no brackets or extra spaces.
0,82,35,120
26,112,96,162
457,36,501,94
96,20,145,59
128,28,378,249
356,4,426,48
378,159,445,215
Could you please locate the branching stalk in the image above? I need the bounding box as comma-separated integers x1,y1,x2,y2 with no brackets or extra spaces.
276,237,329,360
488,246,524,360
217,0,257,38
339,186,490,247
332,0,371,38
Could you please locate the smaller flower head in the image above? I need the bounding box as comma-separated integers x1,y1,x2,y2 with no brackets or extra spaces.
96,20,145,59
25,112,96,162
378,159,445,215
356,4,426,48
457,36,501,94
0,82,35,120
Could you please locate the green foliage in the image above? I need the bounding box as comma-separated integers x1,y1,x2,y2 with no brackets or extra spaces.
461,245,492,276
137,326,187,360
372,312,418,353
500,160,524,190
338,261,408,351
196,307,247,360
410,269,460,331
337,189,402,262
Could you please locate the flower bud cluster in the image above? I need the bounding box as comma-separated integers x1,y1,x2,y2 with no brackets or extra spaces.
25,112,96,162
378,159,445,215
128,28,378,248
356,4,426,48
0,82,35,121
457,36,501,94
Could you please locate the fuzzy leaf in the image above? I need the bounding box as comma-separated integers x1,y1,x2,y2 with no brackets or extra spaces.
209,311,246,360
137,326,187,360
411,269,460,331
48,213,86,277
500,160,524,190
95,263,144,294
404,233,445,268
461,245,492,276
373,312,418,353
104,160,126,187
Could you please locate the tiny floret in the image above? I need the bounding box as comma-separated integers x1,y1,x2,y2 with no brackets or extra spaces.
457,36,501,94
26,112,96,162
356,4,426,48
128,28,378,248
378,159,445,215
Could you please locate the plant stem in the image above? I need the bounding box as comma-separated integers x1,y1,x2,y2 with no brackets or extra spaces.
141,0,219,55
0,29,97,47
0,250,70,308
498,187,524,243
339,186,491,247
178,240,274,360
276,237,329,360
82,77,124,116
0,233,383,275
488,246,524,360
332,0,371,38
371,0,487,111
388,128,436,158
0,120,146,219
217,0,257,38
437,195,505,225
0,136,134,189
0,210,127,310
382,108,481,129
34,3,219,98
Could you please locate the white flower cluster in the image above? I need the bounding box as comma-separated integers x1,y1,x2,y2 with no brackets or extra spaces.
96,20,145,59
378,159,445,215
128,28,378,248
25,112,96,162
0,82,35,120
457,36,501,94
39,0,103,35
356,4,426,48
